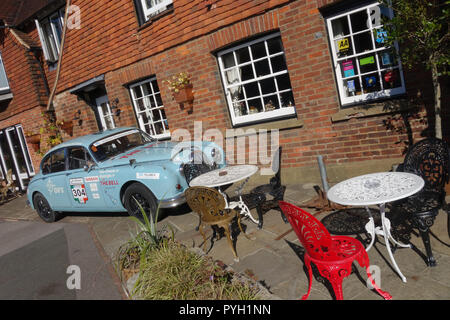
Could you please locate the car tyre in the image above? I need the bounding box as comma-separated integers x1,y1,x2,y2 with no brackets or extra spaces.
123,183,158,223
33,192,60,223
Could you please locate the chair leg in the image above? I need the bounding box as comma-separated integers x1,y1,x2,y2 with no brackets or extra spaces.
207,226,218,254
256,205,264,229
198,223,207,252
447,209,450,239
365,267,392,300
329,277,344,300
419,228,436,267
236,215,253,240
302,257,313,300
411,211,438,267
224,224,239,262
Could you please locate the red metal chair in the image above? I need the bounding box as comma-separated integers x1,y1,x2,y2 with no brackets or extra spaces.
279,201,392,300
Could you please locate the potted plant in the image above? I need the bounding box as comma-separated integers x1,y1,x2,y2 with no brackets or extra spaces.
25,131,41,152
57,119,74,136
164,72,194,112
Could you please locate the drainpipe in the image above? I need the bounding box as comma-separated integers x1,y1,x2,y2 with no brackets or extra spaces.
317,155,329,192
46,0,72,112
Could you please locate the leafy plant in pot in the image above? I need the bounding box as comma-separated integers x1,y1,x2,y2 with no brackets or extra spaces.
25,131,41,152
164,72,194,113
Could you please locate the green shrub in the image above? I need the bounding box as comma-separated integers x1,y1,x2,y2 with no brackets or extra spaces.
132,240,260,300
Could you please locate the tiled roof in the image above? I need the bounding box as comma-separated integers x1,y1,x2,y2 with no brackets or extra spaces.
0,0,59,26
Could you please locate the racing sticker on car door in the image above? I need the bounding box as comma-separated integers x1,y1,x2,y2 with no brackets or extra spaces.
69,178,88,204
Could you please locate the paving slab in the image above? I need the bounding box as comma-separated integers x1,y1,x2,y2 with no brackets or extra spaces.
0,185,449,300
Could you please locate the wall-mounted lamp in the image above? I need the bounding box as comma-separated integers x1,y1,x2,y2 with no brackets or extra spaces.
73,109,82,126
110,98,121,117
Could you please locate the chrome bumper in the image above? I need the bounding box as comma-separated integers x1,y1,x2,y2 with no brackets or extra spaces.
158,192,186,208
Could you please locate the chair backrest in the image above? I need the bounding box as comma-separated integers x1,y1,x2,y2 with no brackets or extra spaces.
270,147,282,187
6,169,14,187
402,138,449,192
185,186,233,223
183,163,211,184
279,201,333,260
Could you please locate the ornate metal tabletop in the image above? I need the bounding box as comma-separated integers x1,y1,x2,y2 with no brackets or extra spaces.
189,164,259,188
327,172,425,206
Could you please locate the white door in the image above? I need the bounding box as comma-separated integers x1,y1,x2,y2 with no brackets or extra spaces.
95,95,115,130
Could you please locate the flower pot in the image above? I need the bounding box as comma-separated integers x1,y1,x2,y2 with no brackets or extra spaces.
26,134,41,152
26,134,41,145
60,120,74,136
172,84,194,105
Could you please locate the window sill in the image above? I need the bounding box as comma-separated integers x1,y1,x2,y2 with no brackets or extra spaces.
137,7,174,32
331,97,414,122
0,91,13,102
226,116,303,139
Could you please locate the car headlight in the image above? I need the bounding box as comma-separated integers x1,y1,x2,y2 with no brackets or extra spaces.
211,148,222,164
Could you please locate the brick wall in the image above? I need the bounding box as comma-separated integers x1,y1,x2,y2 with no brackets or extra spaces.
2,0,445,184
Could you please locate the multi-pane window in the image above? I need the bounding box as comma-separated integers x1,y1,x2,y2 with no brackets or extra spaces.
35,8,65,63
0,52,9,92
42,149,66,174
138,0,173,22
217,33,296,126
129,77,170,139
326,2,406,106
68,147,93,170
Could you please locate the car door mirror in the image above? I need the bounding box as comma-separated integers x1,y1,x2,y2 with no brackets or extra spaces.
84,162,96,172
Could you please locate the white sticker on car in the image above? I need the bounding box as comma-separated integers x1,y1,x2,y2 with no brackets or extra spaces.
46,179,64,194
136,172,160,180
90,183,98,192
69,178,84,185
92,193,100,199
70,178,88,204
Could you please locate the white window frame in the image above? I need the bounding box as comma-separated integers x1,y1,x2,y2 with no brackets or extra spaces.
35,8,65,62
95,95,116,131
217,32,296,126
0,52,10,91
139,0,173,21
326,2,406,106
129,77,170,139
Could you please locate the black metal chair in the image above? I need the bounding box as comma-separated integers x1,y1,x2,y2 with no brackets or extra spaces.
229,147,287,229
388,138,449,266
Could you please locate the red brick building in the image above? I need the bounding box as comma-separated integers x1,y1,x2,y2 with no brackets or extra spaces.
0,0,447,189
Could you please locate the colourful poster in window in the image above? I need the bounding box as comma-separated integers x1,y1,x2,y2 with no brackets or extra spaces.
375,29,388,44
342,60,355,77
337,38,350,52
384,70,397,84
347,80,356,92
360,56,375,66
381,52,392,66
365,76,377,88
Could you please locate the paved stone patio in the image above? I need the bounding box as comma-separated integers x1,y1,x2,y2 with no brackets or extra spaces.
1,181,450,300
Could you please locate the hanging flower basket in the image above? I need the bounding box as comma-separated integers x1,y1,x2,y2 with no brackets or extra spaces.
172,84,194,105
164,72,194,113
26,134,41,152
59,120,74,136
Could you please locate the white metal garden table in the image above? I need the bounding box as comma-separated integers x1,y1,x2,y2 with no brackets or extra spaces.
189,164,260,225
327,172,424,283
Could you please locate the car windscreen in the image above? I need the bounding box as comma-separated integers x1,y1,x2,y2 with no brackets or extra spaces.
89,129,154,162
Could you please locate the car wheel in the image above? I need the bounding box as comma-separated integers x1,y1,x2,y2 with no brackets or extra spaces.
123,183,158,223
33,192,60,223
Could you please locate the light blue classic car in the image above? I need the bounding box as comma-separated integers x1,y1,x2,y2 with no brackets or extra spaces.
27,127,225,222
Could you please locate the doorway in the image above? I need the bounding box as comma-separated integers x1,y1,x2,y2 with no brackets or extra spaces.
95,95,115,130
0,124,35,190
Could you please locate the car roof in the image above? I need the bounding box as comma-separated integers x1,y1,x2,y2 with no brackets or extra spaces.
43,127,140,156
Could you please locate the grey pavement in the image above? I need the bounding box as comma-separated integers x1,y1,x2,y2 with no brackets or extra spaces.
1,182,450,300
